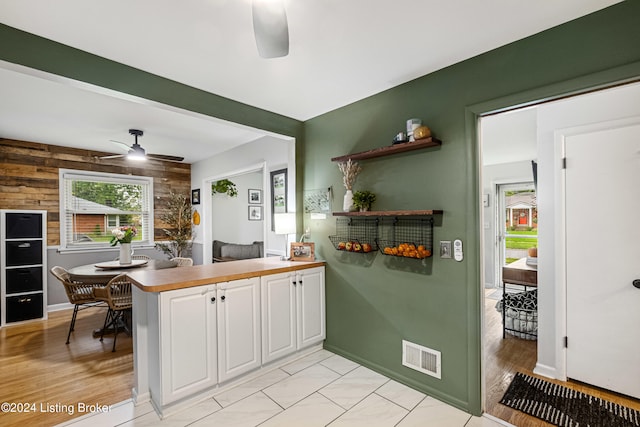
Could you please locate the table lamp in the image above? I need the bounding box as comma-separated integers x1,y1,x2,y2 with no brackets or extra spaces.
274,212,296,260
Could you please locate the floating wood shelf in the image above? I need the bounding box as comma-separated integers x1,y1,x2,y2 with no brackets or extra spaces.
330,137,442,163
333,210,443,217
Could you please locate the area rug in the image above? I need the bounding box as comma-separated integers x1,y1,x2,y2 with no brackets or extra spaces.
500,372,640,427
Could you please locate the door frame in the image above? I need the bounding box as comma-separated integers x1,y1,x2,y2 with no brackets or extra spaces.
472,74,640,414
553,115,640,382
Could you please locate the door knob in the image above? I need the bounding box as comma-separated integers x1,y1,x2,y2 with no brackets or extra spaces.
633,279,640,289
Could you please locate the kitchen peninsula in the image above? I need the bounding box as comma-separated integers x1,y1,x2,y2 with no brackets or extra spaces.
126,258,326,418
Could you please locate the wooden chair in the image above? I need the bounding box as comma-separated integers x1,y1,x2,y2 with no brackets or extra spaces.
170,257,193,267
50,266,105,344
93,273,133,352
114,254,151,261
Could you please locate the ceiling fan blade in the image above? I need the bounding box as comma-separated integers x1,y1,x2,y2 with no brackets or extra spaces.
99,154,126,160
148,153,185,162
252,0,289,58
109,139,132,152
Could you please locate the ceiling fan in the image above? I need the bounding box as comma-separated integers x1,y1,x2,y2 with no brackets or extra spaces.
252,0,289,58
100,129,184,162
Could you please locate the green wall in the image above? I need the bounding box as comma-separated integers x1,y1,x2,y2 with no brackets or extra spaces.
302,1,640,414
2,1,640,416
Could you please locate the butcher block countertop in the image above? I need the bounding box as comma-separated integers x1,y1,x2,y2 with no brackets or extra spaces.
127,257,326,293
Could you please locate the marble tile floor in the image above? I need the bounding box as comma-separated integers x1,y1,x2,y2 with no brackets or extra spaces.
58,350,513,427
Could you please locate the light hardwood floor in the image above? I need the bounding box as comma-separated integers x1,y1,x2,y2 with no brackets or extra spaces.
0,307,133,427
484,288,640,426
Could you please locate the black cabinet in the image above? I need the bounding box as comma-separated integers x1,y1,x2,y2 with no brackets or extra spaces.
1,210,47,326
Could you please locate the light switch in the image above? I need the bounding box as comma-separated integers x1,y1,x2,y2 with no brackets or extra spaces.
440,241,452,258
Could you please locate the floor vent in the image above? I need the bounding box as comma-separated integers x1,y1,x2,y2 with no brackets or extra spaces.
402,340,441,379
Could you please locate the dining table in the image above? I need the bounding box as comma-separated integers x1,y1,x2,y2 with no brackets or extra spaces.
67,259,179,336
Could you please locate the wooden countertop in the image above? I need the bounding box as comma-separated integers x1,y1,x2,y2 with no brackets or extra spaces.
127,257,326,292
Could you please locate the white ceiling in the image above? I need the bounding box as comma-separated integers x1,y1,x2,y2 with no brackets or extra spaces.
0,0,621,164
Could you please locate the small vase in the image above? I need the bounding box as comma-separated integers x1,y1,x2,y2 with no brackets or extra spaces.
119,243,132,265
343,190,354,212
359,206,369,212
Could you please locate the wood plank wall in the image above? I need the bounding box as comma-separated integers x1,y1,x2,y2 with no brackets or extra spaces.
0,138,191,246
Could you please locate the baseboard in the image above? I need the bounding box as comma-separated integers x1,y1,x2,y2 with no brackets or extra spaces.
47,302,74,312
533,363,558,379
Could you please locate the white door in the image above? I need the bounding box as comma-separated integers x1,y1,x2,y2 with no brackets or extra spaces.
296,267,326,349
160,285,217,404
217,278,261,383
261,272,296,363
565,120,640,399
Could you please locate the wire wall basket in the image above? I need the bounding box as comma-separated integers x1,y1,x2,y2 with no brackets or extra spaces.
376,218,434,259
328,217,378,253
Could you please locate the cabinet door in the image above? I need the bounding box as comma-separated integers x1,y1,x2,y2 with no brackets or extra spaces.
261,272,296,363
217,277,261,383
296,267,326,349
160,285,217,404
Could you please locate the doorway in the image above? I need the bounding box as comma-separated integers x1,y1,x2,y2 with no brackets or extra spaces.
479,80,640,424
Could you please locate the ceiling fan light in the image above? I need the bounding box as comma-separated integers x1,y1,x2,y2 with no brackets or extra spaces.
127,150,147,161
252,0,289,58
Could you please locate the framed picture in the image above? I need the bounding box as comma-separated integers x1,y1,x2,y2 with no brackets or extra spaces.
290,242,315,261
191,188,201,205
248,189,262,204
248,205,263,221
270,168,287,230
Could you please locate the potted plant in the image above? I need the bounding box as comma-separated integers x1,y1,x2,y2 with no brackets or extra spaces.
352,190,376,212
211,179,238,197
156,192,193,259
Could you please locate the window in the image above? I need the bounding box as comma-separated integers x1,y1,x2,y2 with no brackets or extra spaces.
59,169,154,250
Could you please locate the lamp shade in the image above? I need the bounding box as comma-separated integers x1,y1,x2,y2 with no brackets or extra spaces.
274,212,296,235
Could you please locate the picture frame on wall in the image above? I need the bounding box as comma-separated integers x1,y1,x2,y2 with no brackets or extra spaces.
248,205,263,221
290,242,315,261
270,168,287,230
248,189,262,204
191,188,201,205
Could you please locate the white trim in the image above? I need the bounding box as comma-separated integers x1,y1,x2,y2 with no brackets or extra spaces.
47,302,74,312
58,168,154,252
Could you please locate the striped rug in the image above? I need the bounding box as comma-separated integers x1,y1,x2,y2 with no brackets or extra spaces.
500,372,640,427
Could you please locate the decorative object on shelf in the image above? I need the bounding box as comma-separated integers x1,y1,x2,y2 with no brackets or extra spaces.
377,217,435,260
352,190,376,212
248,189,262,204
156,192,193,259
212,179,238,197
271,168,288,231
290,242,315,261
248,205,263,221
328,217,378,254
337,159,362,212
413,125,431,140
406,118,422,141
191,188,201,205
392,132,408,144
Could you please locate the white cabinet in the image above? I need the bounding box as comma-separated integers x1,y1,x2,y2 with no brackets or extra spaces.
261,272,297,363
157,285,217,405
261,266,325,364
217,277,261,383
296,267,326,348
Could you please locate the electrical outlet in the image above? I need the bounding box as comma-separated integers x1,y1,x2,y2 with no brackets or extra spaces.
440,241,452,258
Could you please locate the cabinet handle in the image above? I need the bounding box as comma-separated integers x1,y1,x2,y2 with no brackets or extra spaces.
19,297,32,303
299,279,303,285
210,296,216,303
221,295,226,301
292,280,297,286
18,242,32,248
